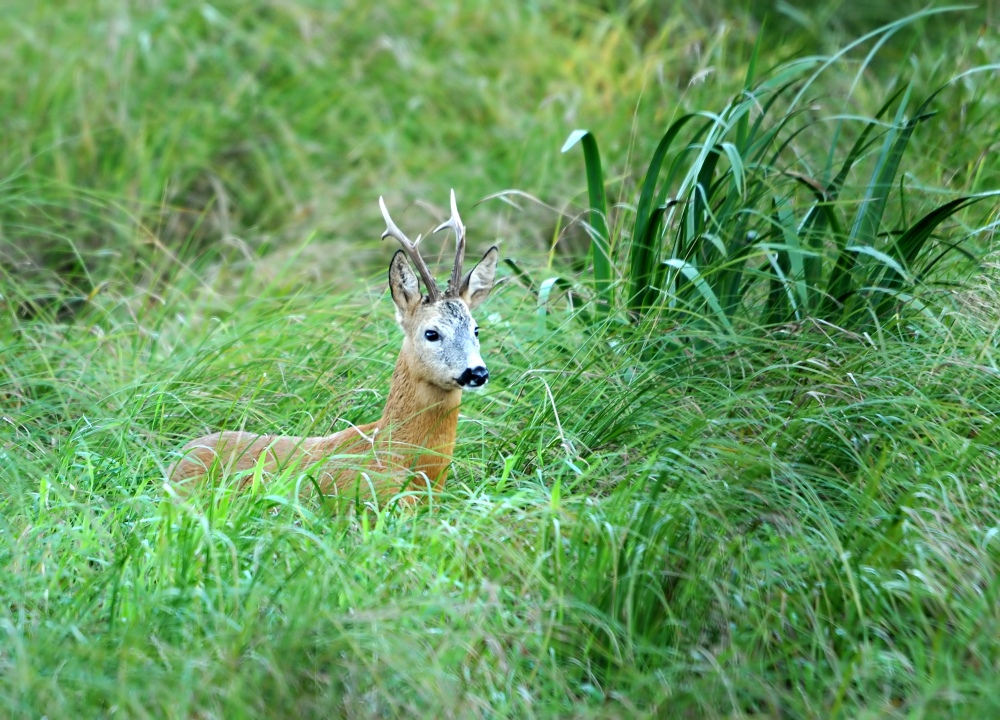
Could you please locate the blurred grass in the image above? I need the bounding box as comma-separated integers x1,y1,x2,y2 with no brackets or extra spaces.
2,0,1000,717
4,0,994,291
1,0,703,286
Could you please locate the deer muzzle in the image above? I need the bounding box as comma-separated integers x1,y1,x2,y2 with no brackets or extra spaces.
457,365,489,388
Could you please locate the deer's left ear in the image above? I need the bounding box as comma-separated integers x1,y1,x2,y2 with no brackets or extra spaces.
460,246,499,310
389,250,422,319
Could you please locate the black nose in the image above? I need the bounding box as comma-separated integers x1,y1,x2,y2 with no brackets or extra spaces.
458,366,489,388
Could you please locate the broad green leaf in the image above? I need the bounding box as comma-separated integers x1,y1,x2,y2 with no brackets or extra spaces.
563,129,612,315
846,245,913,283
629,114,699,316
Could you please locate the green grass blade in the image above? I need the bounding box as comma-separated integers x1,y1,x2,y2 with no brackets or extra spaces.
536,276,590,331
716,230,756,320
742,77,804,161
763,246,801,323
847,85,917,248
787,5,969,110
845,245,914,285
839,86,947,323
893,197,979,270
502,258,538,294
563,130,612,315
629,114,699,316
835,92,908,189
874,195,984,314
736,26,765,151
719,142,745,199
686,146,722,259
785,172,840,292
823,86,913,313
774,198,810,311
661,258,733,332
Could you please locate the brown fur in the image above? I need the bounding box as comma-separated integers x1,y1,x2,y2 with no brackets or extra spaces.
167,342,464,497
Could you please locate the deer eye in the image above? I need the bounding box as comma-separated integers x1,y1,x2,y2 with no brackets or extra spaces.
424,329,440,342
474,327,479,338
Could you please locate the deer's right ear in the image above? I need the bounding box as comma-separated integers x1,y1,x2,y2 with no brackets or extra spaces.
389,250,422,316
460,246,499,310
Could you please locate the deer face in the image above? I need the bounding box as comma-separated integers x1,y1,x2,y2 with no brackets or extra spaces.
389,247,498,391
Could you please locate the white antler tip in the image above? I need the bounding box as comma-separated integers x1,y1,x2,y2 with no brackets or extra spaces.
433,189,465,235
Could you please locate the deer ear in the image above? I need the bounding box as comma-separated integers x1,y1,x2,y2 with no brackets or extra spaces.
389,250,421,317
460,246,499,310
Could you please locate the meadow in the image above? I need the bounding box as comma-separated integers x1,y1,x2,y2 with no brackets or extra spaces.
2,1,999,717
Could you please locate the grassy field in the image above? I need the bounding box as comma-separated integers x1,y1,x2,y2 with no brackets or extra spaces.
2,1,1000,717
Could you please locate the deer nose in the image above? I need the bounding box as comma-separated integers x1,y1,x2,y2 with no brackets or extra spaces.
459,366,489,388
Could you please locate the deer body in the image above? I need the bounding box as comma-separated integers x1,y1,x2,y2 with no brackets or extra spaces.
167,191,498,499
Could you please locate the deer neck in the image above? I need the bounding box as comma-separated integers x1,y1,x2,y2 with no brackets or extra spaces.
376,341,462,483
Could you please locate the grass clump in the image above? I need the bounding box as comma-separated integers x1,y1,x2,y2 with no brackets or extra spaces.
2,1,1000,718
559,8,998,331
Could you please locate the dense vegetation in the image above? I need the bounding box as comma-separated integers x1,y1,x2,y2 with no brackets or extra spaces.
2,1,998,717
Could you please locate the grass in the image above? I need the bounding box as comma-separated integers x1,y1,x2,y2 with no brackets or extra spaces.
2,1,1000,717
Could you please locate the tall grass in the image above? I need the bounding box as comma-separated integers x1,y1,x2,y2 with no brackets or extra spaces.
560,8,998,331
2,1,1000,718
5,246,1000,716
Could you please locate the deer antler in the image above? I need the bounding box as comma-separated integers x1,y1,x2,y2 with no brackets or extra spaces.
380,196,441,300
433,189,466,297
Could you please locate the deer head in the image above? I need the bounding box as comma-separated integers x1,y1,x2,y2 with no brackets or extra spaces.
380,190,499,392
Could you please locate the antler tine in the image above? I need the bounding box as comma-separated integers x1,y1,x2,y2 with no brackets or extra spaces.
433,189,466,297
379,196,440,300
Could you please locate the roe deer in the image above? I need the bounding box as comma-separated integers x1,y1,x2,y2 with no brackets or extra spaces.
167,190,499,501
